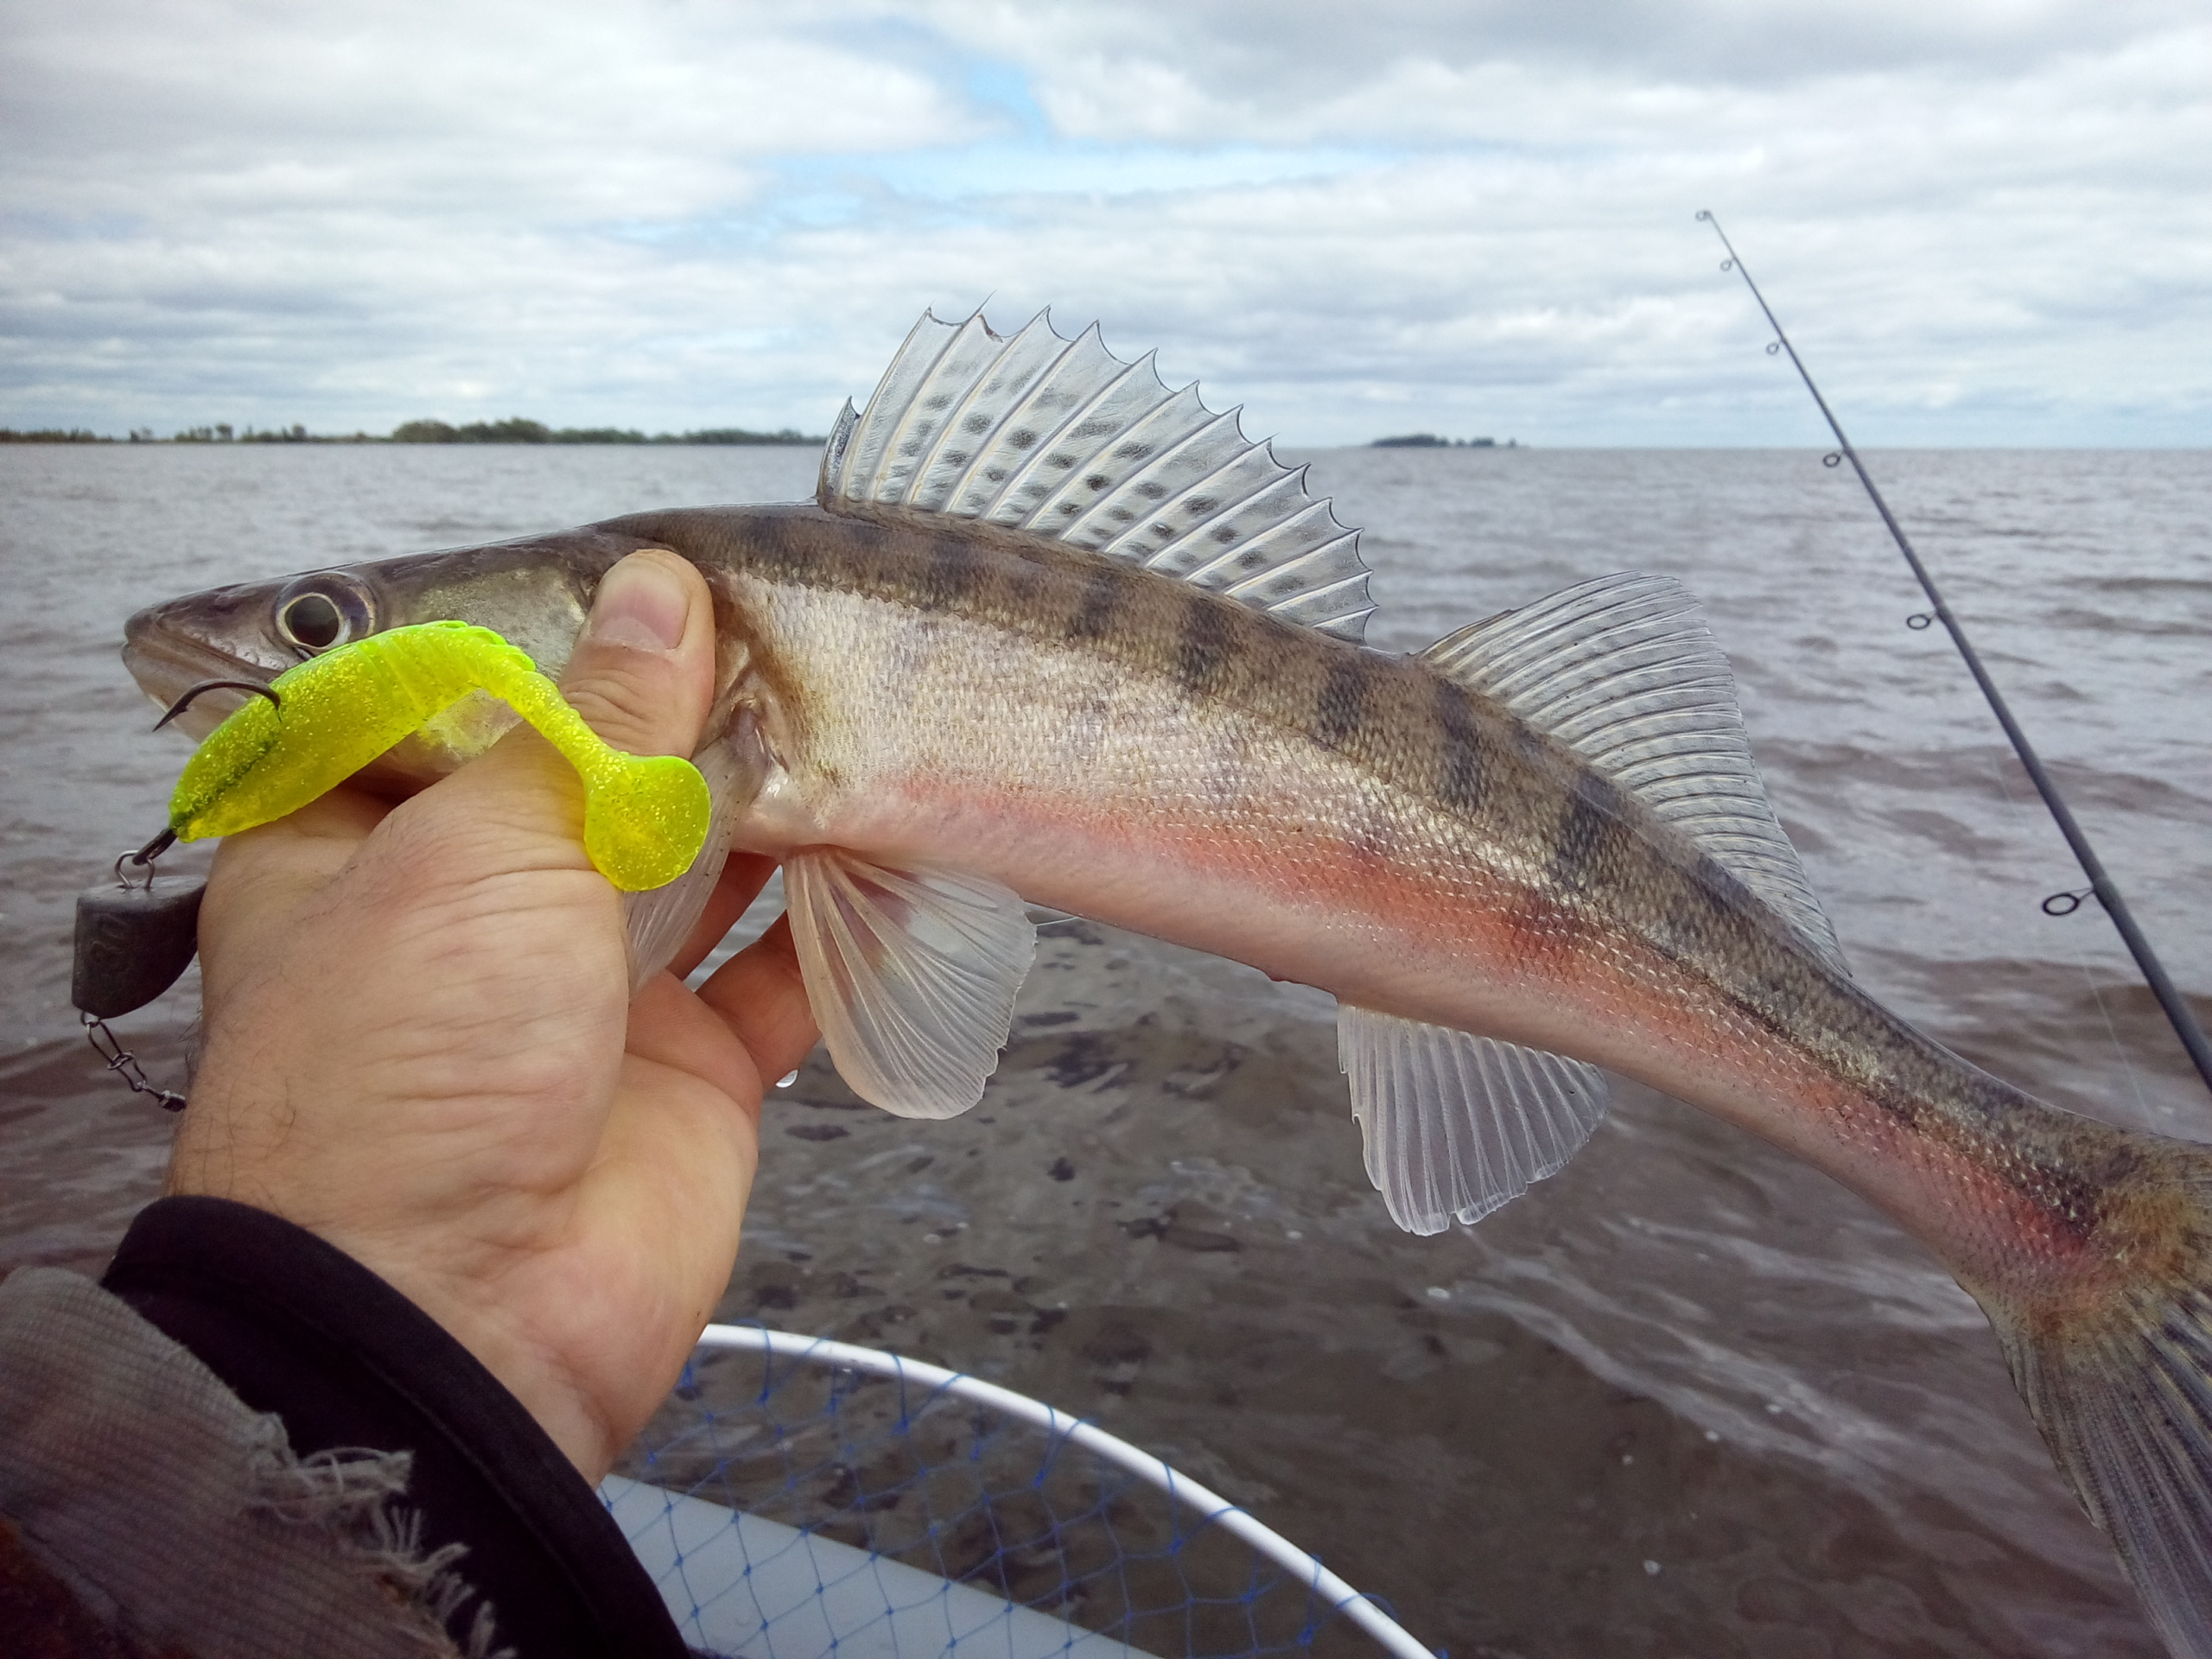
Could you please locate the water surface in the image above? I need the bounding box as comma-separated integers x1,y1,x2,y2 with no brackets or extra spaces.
3,442,2206,1656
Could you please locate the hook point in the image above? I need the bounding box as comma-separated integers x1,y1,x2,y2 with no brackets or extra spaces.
153,678,279,732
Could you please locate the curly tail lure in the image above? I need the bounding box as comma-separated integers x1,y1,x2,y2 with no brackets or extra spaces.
168,619,712,891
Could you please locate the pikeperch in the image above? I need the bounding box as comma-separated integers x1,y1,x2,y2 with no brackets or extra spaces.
122,310,2212,1654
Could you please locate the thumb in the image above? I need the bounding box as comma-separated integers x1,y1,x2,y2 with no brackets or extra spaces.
556,547,717,757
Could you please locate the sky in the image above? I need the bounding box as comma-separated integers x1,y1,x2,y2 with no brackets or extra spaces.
3,0,2207,446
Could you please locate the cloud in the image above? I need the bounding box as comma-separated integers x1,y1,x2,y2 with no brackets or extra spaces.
927,0,2202,116
1,0,2205,444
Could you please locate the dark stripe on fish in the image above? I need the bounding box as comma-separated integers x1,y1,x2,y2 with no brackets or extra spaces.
1550,769,1622,896
1175,592,1236,696
1431,678,1485,815
918,530,985,613
1312,657,1368,752
1065,565,1122,643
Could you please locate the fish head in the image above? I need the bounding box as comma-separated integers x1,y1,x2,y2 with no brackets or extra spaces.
124,525,640,792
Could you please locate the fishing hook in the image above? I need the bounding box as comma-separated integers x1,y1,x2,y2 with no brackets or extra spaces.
1698,208,2212,1098
152,678,279,732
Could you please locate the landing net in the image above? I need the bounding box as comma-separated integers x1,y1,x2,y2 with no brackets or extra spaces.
609,1324,1433,1659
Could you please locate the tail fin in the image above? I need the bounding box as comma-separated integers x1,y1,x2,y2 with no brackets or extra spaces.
1984,1147,2212,1658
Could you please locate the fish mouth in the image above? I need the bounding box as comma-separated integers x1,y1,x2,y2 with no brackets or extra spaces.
123,588,298,741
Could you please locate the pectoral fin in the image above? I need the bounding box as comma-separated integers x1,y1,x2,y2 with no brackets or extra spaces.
785,849,1037,1119
620,729,767,992
1338,1006,1611,1236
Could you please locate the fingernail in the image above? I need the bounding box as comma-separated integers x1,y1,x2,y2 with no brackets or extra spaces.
588,551,690,652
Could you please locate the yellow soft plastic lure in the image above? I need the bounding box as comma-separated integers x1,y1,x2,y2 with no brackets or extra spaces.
166,620,712,891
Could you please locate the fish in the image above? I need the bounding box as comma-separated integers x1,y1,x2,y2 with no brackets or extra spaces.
123,308,2212,1656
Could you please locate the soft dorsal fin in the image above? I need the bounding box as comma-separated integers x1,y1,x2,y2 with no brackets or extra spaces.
1423,572,1847,972
819,309,1376,642
1339,1007,1611,1235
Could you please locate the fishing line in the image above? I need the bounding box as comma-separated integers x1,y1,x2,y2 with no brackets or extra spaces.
1696,211,2212,1100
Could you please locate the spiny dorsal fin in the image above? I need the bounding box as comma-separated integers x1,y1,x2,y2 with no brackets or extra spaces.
1423,572,1848,973
821,309,1376,642
1339,1007,1611,1236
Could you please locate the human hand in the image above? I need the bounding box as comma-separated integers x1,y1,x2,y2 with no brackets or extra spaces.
168,549,818,1482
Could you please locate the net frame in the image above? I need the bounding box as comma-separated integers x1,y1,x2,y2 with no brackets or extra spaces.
613,1321,1436,1658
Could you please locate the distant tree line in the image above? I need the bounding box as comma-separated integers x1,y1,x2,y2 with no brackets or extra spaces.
387,418,817,445
3,420,823,446
175,424,332,442
1370,433,1509,448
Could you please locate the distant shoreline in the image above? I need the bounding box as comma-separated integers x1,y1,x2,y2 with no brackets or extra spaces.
1370,433,1513,448
9,423,1519,448
0,420,825,446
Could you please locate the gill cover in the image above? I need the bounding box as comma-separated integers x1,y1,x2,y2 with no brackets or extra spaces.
165,620,711,892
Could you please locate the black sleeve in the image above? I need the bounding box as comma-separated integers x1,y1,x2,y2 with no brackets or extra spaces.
102,1196,689,1659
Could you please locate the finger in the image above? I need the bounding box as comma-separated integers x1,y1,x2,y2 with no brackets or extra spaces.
208,784,387,895
695,915,819,1086
195,786,391,978
624,972,769,1114
665,851,780,982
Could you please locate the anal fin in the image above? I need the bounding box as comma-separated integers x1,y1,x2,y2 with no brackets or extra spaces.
785,849,1036,1119
1339,1007,1611,1236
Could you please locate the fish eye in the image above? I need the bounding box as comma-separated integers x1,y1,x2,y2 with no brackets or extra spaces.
273,573,376,655
279,592,343,648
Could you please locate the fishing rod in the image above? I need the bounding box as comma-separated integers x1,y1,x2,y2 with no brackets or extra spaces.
1696,209,2212,1099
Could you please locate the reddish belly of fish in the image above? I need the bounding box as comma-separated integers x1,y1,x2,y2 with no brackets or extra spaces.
747,671,2098,1294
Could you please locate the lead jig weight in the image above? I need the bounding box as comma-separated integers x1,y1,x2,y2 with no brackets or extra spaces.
71,830,203,1110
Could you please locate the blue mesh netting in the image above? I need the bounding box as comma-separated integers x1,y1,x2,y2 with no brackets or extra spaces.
608,1329,1421,1658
